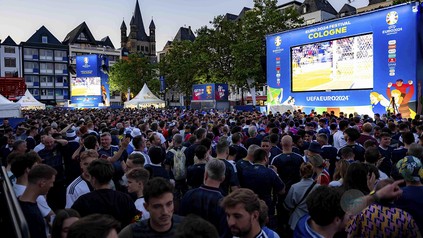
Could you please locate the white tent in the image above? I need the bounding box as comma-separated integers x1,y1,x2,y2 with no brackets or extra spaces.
17,90,46,110
0,94,21,118
124,84,165,108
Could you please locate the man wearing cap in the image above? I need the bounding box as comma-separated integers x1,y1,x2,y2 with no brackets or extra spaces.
304,141,323,163
64,129,82,184
394,156,423,231
126,128,142,155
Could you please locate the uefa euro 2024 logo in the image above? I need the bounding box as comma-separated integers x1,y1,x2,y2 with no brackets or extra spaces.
386,11,398,25
275,36,282,47
83,57,90,68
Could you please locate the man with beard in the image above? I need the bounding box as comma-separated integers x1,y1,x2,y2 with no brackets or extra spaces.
221,188,278,238
119,177,184,237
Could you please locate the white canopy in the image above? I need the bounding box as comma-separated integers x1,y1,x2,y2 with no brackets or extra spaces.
124,84,165,108
0,94,21,118
17,90,46,110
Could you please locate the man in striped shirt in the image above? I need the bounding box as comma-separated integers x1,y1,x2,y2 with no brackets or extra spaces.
65,149,96,208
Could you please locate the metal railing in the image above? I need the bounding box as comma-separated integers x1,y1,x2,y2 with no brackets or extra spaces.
0,166,30,238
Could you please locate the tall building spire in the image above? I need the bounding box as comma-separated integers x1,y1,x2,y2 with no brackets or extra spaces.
132,0,149,41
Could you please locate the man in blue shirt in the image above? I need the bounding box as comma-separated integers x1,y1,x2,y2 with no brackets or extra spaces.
179,159,230,237
215,140,239,196
221,188,279,238
242,148,285,229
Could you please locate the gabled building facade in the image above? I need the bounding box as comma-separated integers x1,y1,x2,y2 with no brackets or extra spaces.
21,26,69,105
121,0,156,61
277,1,303,15
300,0,338,25
338,4,357,18
357,0,393,14
0,36,21,77
63,21,121,105
157,26,195,63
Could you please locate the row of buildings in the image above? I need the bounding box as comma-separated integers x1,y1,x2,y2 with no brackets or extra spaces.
0,0,195,106
0,0,395,106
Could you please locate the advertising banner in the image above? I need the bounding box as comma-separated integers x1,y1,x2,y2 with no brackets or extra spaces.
266,3,422,117
76,54,98,77
192,84,215,101
215,83,229,101
72,55,110,108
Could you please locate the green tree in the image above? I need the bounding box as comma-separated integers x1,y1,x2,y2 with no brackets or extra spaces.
109,54,158,96
232,0,303,88
159,40,199,99
160,0,303,100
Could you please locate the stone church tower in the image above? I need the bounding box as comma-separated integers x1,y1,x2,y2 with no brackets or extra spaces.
121,0,156,60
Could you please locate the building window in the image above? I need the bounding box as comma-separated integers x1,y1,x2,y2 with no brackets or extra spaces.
42,36,48,43
55,89,63,96
24,48,39,60
25,76,39,84
4,47,15,53
5,58,16,67
152,45,155,52
146,46,149,52
5,72,14,77
41,89,47,95
40,63,54,74
30,89,39,96
40,49,54,60
141,46,144,51
54,50,67,61
47,89,54,96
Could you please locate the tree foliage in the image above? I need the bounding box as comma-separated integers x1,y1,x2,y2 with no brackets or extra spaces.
161,0,303,95
159,40,200,98
109,54,158,96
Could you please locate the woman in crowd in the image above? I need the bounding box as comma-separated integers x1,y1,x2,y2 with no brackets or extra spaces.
51,209,80,238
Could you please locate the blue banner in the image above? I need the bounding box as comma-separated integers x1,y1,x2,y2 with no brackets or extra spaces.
72,54,110,107
100,56,110,107
192,84,215,100
71,95,102,108
160,76,166,92
76,55,98,77
266,3,422,117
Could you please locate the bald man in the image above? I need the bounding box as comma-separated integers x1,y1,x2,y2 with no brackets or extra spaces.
271,135,304,231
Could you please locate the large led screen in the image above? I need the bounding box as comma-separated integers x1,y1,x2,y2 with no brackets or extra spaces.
291,33,374,92
71,77,101,96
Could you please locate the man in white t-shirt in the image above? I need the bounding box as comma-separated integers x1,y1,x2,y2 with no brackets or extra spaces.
11,153,53,235
126,167,151,220
65,150,97,208
333,120,349,150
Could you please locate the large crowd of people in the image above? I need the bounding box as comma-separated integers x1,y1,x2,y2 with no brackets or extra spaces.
1,107,422,238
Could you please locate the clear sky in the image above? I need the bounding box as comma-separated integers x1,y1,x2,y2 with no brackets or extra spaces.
0,0,368,52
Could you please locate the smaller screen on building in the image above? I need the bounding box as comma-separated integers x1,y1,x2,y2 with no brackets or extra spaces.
291,33,374,92
71,77,101,96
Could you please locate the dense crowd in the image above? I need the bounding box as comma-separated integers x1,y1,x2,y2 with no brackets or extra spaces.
1,107,421,238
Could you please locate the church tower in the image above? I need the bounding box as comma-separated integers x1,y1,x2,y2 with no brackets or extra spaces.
121,0,156,60
149,19,156,55
120,20,127,48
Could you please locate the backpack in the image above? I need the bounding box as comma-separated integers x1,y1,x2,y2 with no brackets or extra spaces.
170,147,187,180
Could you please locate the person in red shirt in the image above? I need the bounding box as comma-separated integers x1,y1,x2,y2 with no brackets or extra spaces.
308,154,330,186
